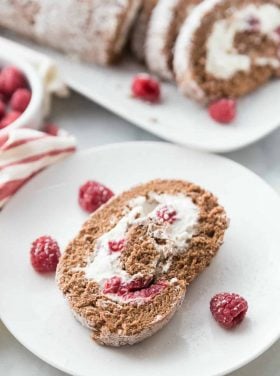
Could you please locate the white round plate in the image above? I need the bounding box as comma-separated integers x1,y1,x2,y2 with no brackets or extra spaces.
1,142,280,376
4,33,280,153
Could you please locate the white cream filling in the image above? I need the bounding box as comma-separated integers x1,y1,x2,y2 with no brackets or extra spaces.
83,193,199,291
146,0,181,80
206,4,280,79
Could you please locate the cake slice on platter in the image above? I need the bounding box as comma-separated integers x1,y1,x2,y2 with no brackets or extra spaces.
174,0,280,103
145,0,203,80
57,179,228,346
0,0,141,65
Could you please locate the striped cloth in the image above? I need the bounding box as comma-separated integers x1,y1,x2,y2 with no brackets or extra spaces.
0,127,76,208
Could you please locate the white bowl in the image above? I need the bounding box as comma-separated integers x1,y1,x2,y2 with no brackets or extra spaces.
0,52,44,134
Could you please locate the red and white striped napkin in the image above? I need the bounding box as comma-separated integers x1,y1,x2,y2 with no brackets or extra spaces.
0,126,76,208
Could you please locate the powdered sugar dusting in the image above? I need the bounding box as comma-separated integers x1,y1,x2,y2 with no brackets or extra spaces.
0,0,141,64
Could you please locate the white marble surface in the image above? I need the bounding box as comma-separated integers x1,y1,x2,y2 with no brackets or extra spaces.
1,92,280,376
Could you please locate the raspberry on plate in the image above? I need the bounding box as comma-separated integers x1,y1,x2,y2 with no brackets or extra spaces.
30,236,61,273
208,99,237,124
131,74,161,103
210,292,248,329
79,181,114,213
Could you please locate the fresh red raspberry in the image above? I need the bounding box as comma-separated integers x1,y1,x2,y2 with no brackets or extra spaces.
79,181,114,213
30,236,61,273
0,66,26,96
103,276,121,294
0,93,9,103
10,88,31,113
131,74,161,103
0,111,21,129
0,100,6,119
108,239,125,253
208,99,237,124
156,206,177,224
210,292,248,329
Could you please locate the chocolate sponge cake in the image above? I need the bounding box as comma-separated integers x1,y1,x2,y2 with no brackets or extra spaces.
145,0,203,80
0,0,141,65
174,0,280,103
57,180,228,346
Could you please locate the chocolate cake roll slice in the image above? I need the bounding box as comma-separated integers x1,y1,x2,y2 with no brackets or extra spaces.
0,0,141,65
57,180,228,346
145,0,203,80
130,0,159,62
174,0,280,103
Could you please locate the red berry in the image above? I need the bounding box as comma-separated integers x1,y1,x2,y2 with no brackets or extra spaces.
156,206,177,224
132,74,161,103
0,92,9,103
210,292,248,329
0,101,6,119
10,88,31,113
103,276,121,294
108,239,125,253
122,281,167,301
30,236,61,273
0,66,26,95
0,111,21,129
117,277,153,295
208,99,237,124
79,181,114,213
103,276,167,301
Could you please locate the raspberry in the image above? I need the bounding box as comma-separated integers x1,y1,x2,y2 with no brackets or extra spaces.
117,277,153,295
0,111,21,129
10,88,31,113
0,100,6,119
0,66,26,96
210,292,248,329
131,74,161,103
103,276,167,301
79,181,114,213
156,206,177,224
122,281,167,301
108,239,125,253
30,236,61,273
103,276,121,294
208,99,237,124
274,26,280,37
